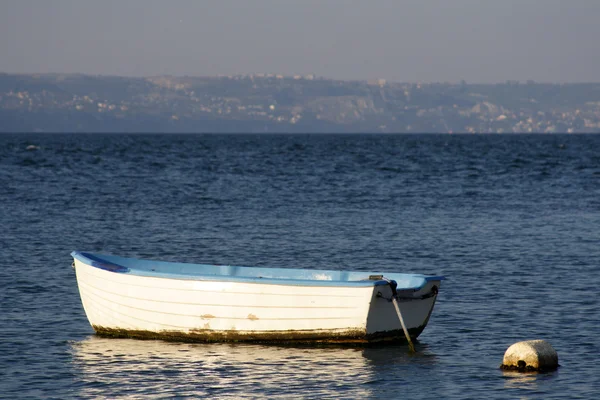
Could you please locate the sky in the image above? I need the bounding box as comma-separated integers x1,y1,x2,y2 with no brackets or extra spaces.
1,0,600,83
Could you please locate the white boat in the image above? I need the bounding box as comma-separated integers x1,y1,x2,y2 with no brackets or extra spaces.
72,251,444,344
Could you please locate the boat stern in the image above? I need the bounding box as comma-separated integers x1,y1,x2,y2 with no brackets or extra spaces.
365,278,442,341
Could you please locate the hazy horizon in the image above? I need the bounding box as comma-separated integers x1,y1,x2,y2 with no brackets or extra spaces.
2,0,600,84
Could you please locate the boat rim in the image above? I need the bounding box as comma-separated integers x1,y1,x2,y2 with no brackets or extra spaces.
72,251,445,289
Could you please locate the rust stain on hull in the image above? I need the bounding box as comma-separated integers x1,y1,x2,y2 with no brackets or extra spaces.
247,314,259,321
92,325,427,345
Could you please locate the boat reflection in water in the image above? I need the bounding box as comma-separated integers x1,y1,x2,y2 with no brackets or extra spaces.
70,336,438,398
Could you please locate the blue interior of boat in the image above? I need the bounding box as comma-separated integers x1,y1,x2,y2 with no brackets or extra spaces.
72,251,444,290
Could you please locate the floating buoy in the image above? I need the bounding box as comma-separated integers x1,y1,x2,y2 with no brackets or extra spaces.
501,340,559,372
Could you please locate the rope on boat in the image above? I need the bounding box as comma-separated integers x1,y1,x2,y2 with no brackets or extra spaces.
383,278,416,353
391,296,416,353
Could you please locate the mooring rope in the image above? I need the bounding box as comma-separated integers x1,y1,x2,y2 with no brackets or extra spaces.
391,296,416,353
383,278,416,353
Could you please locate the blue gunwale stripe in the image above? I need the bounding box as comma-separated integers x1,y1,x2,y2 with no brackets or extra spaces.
71,251,444,290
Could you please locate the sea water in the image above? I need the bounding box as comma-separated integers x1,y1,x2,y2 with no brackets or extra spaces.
1,133,599,398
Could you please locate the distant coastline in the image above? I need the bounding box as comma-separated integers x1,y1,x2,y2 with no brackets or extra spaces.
1,73,599,133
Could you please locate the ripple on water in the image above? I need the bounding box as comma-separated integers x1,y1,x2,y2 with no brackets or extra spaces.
1,134,600,398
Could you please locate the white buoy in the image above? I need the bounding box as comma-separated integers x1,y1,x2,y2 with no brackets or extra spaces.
501,340,559,372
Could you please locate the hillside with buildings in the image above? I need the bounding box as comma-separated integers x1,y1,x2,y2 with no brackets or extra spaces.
1,73,600,133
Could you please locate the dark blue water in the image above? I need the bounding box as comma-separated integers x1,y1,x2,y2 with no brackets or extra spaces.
1,133,599,398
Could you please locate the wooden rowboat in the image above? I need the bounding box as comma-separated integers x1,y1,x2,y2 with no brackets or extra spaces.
72,251,444,344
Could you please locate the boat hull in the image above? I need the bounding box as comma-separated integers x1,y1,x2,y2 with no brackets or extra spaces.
73,256,441,344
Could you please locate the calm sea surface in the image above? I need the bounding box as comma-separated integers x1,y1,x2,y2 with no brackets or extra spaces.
1,133,599,399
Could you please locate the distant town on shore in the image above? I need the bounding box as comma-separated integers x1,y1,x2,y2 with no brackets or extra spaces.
1,72,600,133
